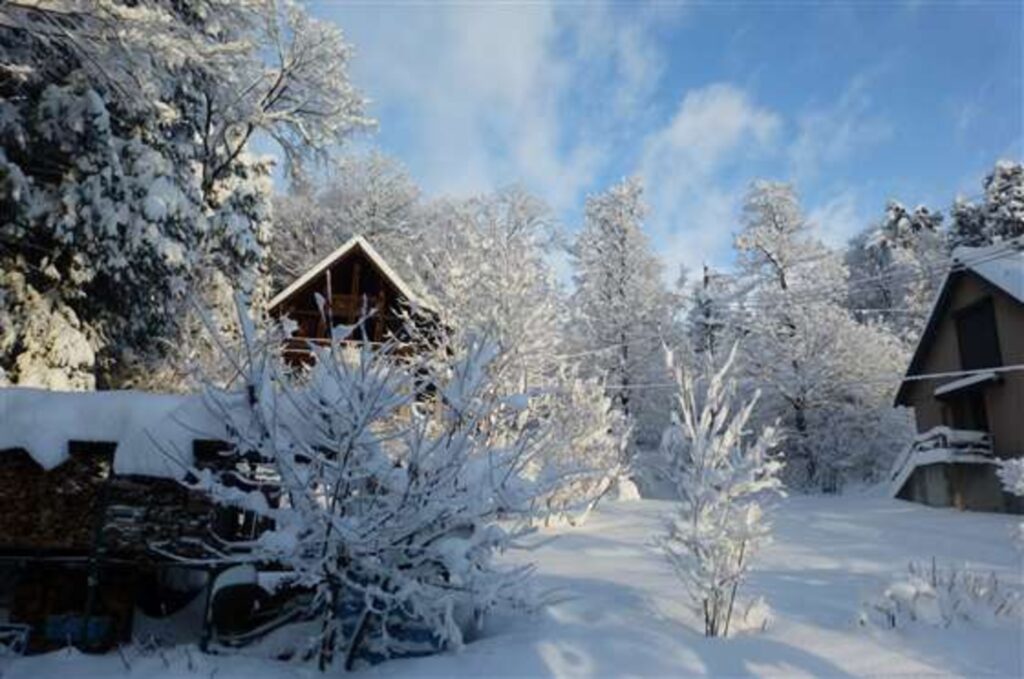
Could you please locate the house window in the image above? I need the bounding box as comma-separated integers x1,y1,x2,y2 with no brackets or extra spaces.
955,298,1002,371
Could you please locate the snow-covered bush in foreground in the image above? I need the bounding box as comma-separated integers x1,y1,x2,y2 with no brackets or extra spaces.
160,301,547,670
860,561,1022,629
657,346,783,637
997,459,1024,548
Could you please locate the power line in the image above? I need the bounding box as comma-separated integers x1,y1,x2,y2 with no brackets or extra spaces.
719,244,1021,311
599,363,1024,392
529,244,1022,363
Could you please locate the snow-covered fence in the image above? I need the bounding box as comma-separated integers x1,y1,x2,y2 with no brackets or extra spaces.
0,623,31,657
888,426,994,498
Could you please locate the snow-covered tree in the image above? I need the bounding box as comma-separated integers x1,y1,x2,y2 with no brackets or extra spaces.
686,265,739,359
0,269,96,390
949,160,1024,248
733,181,912,489
845,201,948,342
271,152,423,288
418,188,564,396
162,300,546,669
570,177,673,445
0,0,370,387
657,345,782,637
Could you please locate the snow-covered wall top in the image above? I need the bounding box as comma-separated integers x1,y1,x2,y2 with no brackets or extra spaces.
0,387,229,478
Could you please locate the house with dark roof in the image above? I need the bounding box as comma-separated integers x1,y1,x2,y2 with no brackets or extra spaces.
890,239,1024,512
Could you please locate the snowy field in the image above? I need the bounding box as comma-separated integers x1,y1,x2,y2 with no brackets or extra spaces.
3,494,1020,679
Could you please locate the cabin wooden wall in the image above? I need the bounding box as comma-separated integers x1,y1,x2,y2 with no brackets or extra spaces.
272,249,416,356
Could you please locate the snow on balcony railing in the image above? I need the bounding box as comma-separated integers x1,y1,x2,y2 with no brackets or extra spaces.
888,426,994,498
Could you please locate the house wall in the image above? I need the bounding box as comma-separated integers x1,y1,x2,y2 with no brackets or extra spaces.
902,273,1024,459
270,247,436,367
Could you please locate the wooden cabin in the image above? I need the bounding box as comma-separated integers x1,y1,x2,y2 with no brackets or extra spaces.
890,240,1024,512
268,236,437,361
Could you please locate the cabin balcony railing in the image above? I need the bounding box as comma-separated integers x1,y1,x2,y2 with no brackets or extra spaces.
888,426,994,496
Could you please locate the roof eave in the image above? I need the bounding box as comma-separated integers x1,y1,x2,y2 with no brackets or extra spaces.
267,235,437,314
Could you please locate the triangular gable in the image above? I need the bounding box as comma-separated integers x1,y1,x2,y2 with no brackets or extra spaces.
268,235,435,312
894,240,1024,406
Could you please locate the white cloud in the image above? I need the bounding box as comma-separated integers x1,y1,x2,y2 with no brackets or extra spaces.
789,75,892,181
326,2,682,213
640,83,781,276
807,188,868,248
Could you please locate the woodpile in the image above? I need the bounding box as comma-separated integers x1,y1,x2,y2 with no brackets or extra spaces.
0,445,112,552
0,443,220,559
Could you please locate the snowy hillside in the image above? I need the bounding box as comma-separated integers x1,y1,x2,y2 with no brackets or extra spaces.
4,494,1020,679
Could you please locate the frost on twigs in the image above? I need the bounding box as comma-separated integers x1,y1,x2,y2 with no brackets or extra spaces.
158,297,547,670
997,459,1024,548
859,560,1022,629
656,344,783,638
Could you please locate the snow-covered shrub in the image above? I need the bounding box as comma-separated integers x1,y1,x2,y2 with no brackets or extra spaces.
160,299,545,670
997,459,1024,548
860,561,1022,629
657,345,783,637
531,374,632,524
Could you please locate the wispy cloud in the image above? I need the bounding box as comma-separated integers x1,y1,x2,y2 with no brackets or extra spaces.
327,2,684,213
807,188,869,248
788,75,893,182
640,83,781,276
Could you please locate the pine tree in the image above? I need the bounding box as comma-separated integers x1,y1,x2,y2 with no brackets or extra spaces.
687,265,737,359
949,160,1024,247
845,201,948,342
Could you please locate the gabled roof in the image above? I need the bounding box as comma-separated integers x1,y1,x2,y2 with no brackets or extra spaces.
268,235,436,312
895,239,1024,406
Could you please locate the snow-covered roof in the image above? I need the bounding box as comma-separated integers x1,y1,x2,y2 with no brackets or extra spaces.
895,238,1023,405
951,240,1024,304
0,387,231,478
267,235,436,312
933,371,999,398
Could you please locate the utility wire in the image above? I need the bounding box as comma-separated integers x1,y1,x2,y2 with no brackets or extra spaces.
599,363,1024,392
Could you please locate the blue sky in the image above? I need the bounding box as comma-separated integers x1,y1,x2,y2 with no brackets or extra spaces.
306,1,1022,277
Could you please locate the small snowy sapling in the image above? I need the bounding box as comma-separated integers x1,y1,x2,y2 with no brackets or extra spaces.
657,345,783,637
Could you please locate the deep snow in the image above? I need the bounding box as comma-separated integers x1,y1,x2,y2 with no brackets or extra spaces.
2,494,1020,678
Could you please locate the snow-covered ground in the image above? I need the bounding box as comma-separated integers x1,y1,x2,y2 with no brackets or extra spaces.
3,494,1020,678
